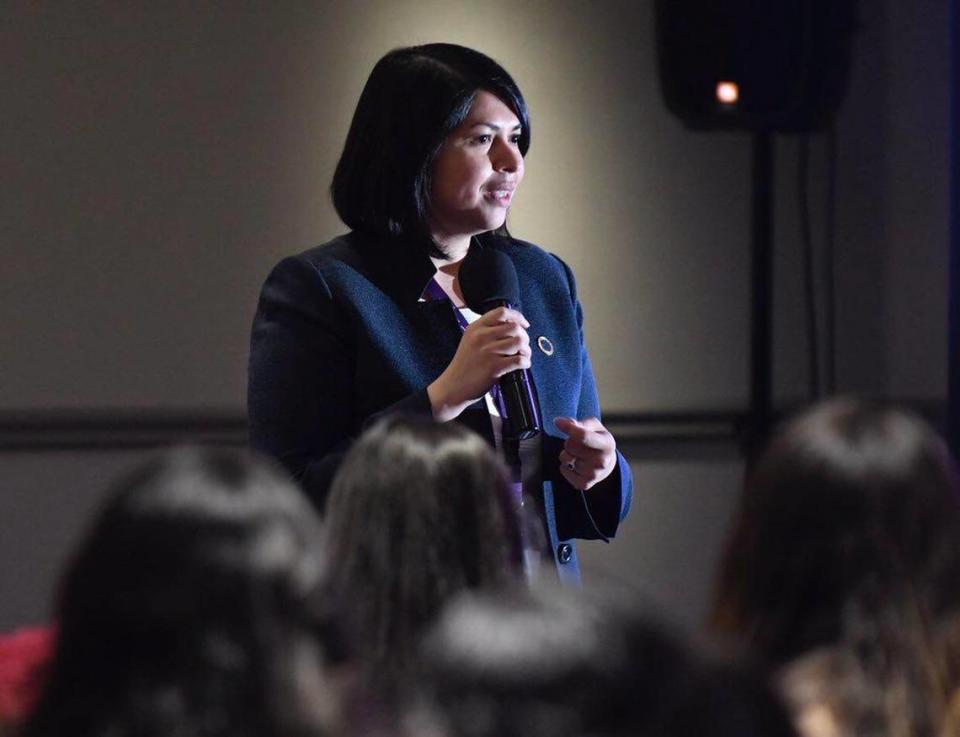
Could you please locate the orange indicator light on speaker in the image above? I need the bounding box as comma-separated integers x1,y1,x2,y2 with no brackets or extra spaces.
716,81,739,105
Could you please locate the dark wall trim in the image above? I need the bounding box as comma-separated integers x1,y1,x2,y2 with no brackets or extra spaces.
0,410,249,451
602,411,745,442
0,401,945,452
0,408,745,452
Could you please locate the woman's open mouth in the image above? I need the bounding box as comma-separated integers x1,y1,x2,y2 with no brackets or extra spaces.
483,188,515,205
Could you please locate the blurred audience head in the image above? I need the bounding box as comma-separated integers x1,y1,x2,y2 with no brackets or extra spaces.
778,633,960,737
711,396,960,668
322,414,524,687
410,584,798,737
24,446,331,737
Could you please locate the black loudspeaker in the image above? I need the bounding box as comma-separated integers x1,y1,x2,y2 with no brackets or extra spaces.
655,1,858,133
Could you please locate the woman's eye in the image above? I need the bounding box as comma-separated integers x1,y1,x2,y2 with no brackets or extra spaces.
510,134,522,144
474,134,492,145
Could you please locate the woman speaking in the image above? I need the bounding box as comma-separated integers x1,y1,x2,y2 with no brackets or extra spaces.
248,43,632,583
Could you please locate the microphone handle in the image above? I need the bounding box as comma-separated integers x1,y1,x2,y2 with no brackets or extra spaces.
498,367,541,440
492,300,541,440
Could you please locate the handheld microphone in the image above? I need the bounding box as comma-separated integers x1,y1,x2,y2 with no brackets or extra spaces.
459,247,541,440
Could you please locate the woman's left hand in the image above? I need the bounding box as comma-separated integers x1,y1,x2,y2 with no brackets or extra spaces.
554,417,617,491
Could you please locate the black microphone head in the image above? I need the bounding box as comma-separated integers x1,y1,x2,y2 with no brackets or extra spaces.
459,247,520,312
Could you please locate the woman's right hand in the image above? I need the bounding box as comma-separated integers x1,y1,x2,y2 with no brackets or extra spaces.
427,306,531,422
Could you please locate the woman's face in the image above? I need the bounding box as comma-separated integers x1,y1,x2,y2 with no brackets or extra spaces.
428,90,525,245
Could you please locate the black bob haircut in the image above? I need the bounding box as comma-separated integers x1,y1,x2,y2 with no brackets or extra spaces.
331,43,531,255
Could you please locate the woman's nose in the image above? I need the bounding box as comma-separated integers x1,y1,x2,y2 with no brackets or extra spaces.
491,138,522,172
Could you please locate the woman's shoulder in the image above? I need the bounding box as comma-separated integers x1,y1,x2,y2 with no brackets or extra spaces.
267,231,436,305
267,233,382,285
294,233,365,268
482,233,575,286
482,233,569,269
256,234,371,301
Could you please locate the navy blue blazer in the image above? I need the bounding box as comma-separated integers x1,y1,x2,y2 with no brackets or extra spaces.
248,231,633,583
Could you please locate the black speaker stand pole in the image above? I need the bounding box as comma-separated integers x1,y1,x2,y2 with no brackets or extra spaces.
745,131,775,460
948,0,960,455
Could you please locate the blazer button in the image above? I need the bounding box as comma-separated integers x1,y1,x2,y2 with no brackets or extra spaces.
557,543,573,564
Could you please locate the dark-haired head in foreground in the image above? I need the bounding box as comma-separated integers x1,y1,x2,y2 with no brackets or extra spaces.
711,397,960,670
321,414,525,689
331,42,530,258
24,447,331,737
777,636,960,737
411,584,798,737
